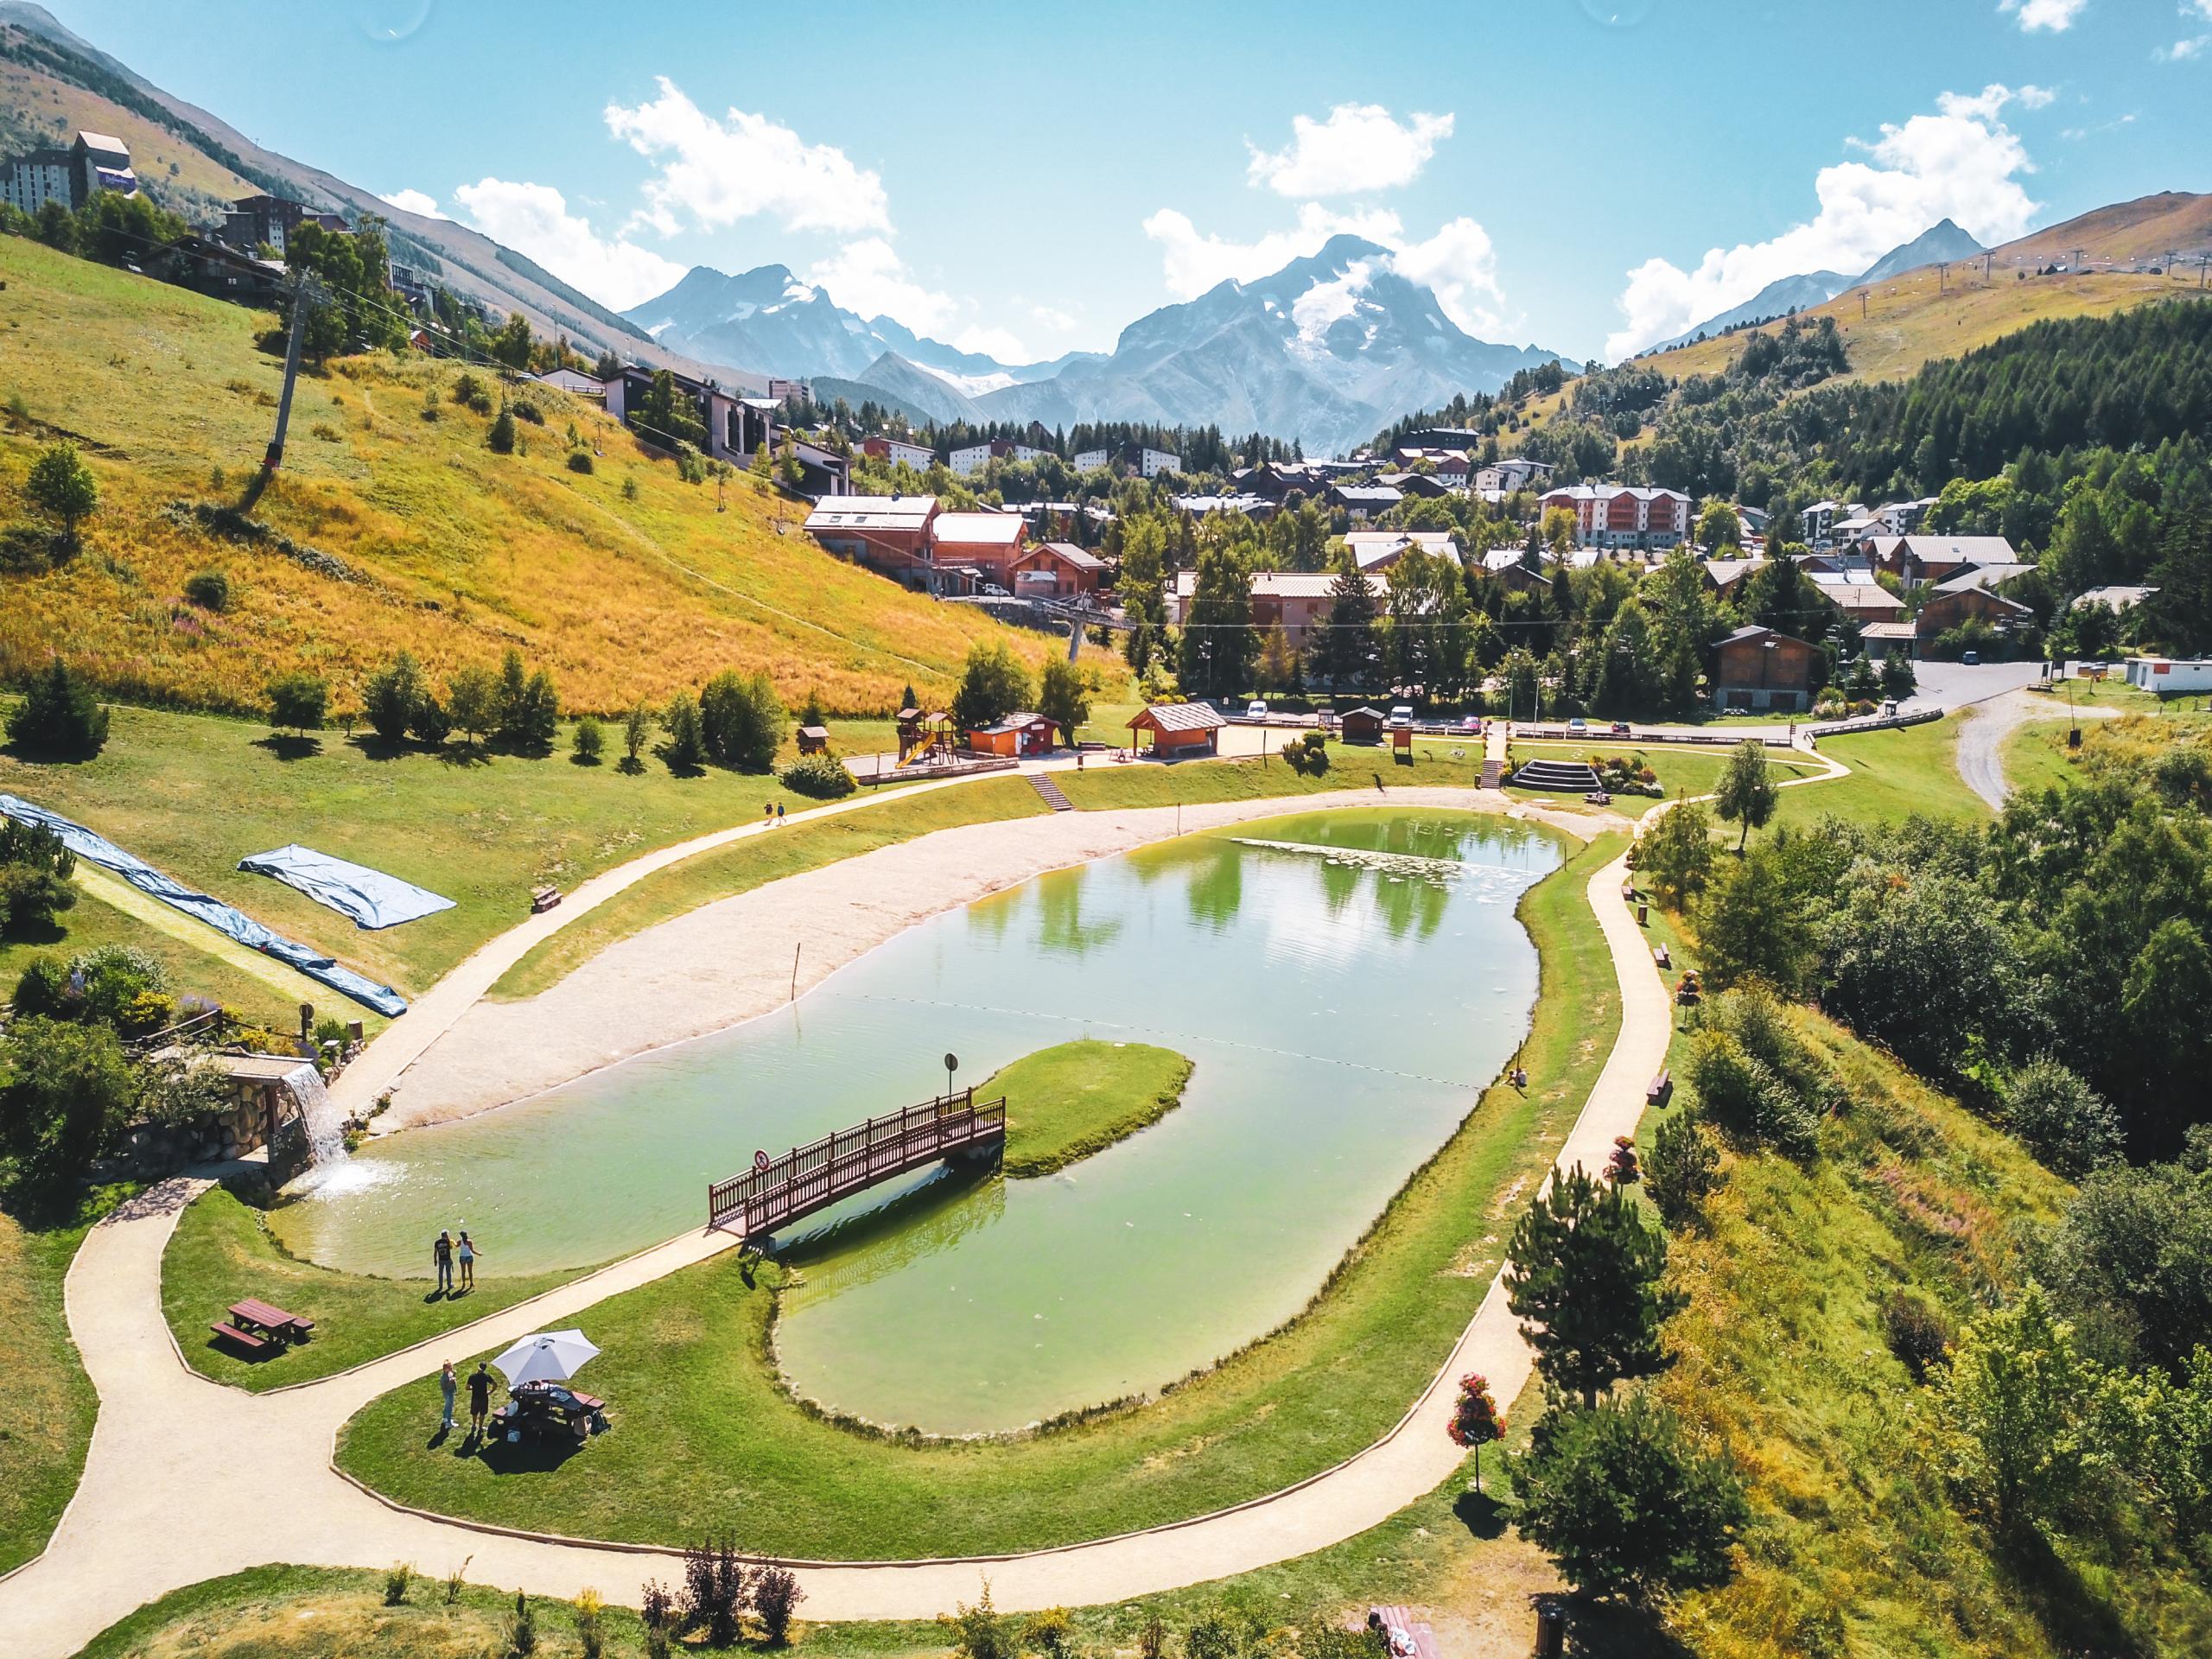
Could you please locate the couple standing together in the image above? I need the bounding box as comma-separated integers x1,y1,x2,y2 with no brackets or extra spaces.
432,1227,480,1294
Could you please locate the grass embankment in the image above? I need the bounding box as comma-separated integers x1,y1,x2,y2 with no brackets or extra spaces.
0,234,1070,715
0,1186,133,1575
985,1039,1194,1178
1646,1005,2212,1656
159,1185,587,1393
0,701,939,997
335,832,1625,1560
488,776,1047,1001
1055,745,1484,809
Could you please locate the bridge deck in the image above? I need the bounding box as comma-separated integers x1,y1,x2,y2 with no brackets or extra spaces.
709,1088,1006,1238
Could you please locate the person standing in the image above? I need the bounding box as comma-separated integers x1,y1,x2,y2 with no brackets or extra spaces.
433,1230,454,1295
467,1361,493,1435
456,1230,479,1291
439,1360,457,1432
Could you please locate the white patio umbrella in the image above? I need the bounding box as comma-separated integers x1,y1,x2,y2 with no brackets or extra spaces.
491,1328,601,1388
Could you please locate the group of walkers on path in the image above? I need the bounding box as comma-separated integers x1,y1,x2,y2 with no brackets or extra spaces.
430,1226,480,1296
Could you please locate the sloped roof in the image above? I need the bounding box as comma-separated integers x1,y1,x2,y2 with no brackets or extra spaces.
1824,583,1904,612
805,495,938,531
1130,702,1225,733
1021,541,1105,570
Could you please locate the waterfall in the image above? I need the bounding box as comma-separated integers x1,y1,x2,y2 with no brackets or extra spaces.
280,1062,349,1167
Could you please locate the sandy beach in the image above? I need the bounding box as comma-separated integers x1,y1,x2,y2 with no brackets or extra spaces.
378,786,1602,1131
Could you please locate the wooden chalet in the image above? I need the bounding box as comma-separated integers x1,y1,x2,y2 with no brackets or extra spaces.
1128,702,1225,758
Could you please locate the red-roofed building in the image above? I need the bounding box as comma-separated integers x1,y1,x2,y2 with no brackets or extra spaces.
1009,540,1105,598
1128,702,1225,757
931,511,1029,588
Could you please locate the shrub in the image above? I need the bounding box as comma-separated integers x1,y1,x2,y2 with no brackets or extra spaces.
451,372,481,405
574,1587,604,1659
1645,1109,1722,1227
487,405,518,454
566,448,594,474
571,716,605,765
1684,984,1827,1154
0,522,67,573
419,387,440,422
621,474,639,501
182,569,231,611
383,1561,413,1605
512,397,544,425
1883,1289,1954,1382
506,1590,537,1657
639,1580,674,1630
5,657,109,758
2004,1055,2124,1179
679,1537,746,1648
779,752,855,798
0,818,78,938
265,671,328,736
10,955,69,1018
0,1016,138,1191
443,1556,471,1604
938,1585,1018,1659
751,1565,804,1645
1282,731,1330,776
1024,1608,1077,1659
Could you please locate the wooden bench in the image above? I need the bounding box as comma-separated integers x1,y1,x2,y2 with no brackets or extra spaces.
531,885,563,914
209,1319,269,1353
1653,943,1671,969
1647,1068,1672,1106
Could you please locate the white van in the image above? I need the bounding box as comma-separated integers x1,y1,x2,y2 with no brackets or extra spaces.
1389,704,1414,728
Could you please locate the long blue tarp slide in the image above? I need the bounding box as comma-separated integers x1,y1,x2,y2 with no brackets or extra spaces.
237,843,455,931
0,794,408,1017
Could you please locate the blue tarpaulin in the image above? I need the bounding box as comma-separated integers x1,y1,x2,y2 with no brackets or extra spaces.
238,843,454,931
0,794,408,1017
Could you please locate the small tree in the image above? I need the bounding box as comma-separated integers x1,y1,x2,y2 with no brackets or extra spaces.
487,403,518,454
1505,1164,1683,1405
2004,1056,2123,1180
0,1015,138,1192
24,442,98,542
1645,1110,1723,1228
265,671,329,737
1636,800,1716,908
5,658,109,758
1930,1283,2103,1535
1039,657,1091,747
951,642,1033,732
362,652,427,745
1447,1372,1505,1491
1880,651,1916,702
571,715,606,766
661,691,708,773
1516,1393,1749,1603
621,702,653,772
700,671,782,772
749,1565,804,1646
445,664,500,749
1713,740,1778,852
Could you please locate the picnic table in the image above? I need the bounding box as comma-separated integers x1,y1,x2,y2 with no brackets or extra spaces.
492,1380,607,1446
211,1297,315,1353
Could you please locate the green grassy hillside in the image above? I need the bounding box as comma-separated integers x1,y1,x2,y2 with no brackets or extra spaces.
0,235,1061,717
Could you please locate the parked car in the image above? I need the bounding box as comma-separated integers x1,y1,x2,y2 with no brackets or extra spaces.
1460,715,1482,734
1246,700,1268,719
1611,721,1631,735
1567,717,1588,733
1389,705,1414,728
1962,651,1980,664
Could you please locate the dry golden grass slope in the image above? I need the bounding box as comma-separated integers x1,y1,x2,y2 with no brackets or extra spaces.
0,235,1062,716
0,55,253,201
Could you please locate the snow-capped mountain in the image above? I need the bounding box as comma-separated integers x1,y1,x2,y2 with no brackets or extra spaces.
630,238,1573,455
1649,219,1990,354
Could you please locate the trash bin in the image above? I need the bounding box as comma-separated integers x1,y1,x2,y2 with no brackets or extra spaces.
1637,902,1649,925
1534,1601,1566,1659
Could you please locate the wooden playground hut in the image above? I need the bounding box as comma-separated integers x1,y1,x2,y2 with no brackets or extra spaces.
967,710,1058,758
1127,702,1225,758
899,709,958,765
795,725,830,755
1338,706,1386,744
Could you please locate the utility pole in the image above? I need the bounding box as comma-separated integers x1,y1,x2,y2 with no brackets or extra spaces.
263,272,324,474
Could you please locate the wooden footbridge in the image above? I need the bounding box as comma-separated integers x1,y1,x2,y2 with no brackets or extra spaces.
708,1088,1007,1240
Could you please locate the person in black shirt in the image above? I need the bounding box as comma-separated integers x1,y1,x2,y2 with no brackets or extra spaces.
467,1362,493,1433
433,1230,454,1294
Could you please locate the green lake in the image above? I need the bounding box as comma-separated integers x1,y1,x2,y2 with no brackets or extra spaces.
271,809,1561,1433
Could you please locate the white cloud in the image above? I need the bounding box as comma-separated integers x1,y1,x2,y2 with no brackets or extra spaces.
450,178,684,311
1027,303,1078,334
2001,0,2088,32
377,187,446,219
2157,33,2209,59
804,238,956,334
605,79,888,236
1142,201,1405,297
2016,83,2059,107
1389,217,1506,337
1245,103,1454,197
2062,111,2137,137
1605,90,2042,359
952,325,1033,363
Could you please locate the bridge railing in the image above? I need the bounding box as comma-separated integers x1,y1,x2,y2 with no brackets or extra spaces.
708,1088,1007,1235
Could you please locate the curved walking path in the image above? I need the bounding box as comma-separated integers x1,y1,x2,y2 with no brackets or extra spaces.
3,753,1853,1657
1952,686,2120,810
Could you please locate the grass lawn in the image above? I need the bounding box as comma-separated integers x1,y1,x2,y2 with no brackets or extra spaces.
0,1185,135,1575
1056,744,1485,809
984,1039,1194,1178
2000,719,2088,800
0,874,305,1035
1768,715,1986,834
161,1185,586,1393
0,700,936,999
488,776,1048,1001
335,832,1628,1560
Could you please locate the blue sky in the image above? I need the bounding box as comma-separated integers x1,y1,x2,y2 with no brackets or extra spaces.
44,0,2212,365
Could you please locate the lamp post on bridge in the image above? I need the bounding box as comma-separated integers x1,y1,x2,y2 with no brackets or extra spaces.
944,1052,959,1103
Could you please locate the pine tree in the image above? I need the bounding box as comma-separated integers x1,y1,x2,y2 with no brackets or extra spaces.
1505,1164,1683,1405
